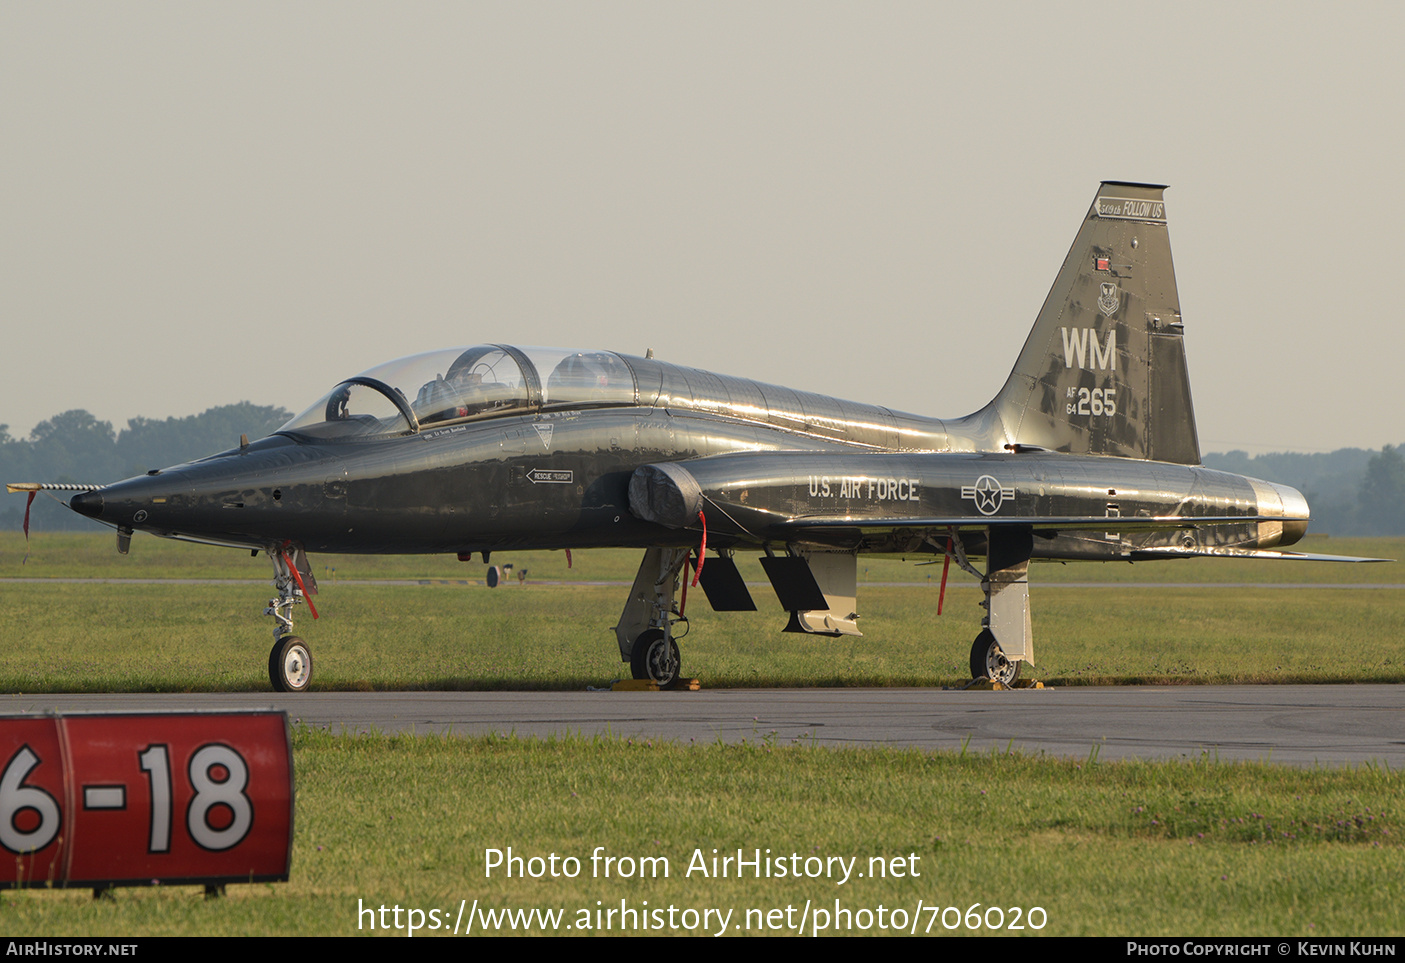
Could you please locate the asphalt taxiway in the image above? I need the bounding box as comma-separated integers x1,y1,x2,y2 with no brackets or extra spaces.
4,685,1401,767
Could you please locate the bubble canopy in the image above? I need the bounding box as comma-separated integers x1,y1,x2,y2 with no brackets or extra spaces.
278,345,637,440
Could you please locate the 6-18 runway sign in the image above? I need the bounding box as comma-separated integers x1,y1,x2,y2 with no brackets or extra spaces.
0,711,292,889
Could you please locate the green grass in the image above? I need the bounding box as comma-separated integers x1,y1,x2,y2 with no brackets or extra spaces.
2,536,1401,937
0,581,1401,691
2,730,1400,936
0,533,1400,691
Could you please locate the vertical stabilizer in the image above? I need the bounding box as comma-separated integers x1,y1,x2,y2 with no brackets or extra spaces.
985,182,1200,465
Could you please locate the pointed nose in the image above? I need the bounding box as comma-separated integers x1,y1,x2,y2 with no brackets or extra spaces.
70,490,104,518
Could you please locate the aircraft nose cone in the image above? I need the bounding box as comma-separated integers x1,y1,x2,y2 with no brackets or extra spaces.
70,490,104,518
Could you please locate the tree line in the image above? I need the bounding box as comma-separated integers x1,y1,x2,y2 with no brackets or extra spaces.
1202,445,1405,537
3,404,1403,536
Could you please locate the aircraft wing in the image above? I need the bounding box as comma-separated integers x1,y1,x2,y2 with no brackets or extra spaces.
764,515,1394,560
773,514,1283,534
627,453,1385,562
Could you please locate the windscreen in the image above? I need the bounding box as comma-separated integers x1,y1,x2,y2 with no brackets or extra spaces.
278,380,414,440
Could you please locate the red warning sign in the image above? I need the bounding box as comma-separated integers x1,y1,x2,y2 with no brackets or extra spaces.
0,711,292,889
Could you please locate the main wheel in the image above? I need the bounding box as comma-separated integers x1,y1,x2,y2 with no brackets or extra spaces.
969,629,1020,686
629,629,681,687
269,635,313,693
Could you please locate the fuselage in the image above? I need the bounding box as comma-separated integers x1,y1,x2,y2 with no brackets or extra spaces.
39,184,1351,694
70,344,1308,563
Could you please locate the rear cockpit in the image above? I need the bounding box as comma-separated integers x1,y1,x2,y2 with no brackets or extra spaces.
277,345,637,440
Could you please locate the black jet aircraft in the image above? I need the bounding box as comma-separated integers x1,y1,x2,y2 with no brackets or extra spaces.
13,182,1364,692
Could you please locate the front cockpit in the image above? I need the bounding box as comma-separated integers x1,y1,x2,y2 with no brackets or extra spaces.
277,345,638,440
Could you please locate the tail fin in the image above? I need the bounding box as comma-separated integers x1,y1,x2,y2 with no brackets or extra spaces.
985,181,1200,465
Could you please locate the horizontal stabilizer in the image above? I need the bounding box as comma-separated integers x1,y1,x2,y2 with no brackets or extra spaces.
1129,546,1393,563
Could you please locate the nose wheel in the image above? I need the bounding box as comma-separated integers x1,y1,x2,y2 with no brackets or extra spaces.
269,635,313,692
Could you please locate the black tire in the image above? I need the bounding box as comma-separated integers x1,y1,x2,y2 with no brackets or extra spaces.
969,629,1020,686
629,629,681,687
269,635,313,693
486,565,499,588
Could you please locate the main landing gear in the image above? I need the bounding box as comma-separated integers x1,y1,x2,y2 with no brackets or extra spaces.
971,530,1033,685
969,629,1021,687
615,546,690,687
936,528,1035,686
265,546,318,692
629,628,682,688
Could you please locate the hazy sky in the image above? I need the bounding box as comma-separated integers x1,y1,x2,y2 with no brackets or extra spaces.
4,2,1402,455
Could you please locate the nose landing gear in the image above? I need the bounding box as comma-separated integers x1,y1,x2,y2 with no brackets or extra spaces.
265,545,318,693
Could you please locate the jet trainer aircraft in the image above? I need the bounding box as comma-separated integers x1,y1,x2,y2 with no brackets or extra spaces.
12,182,1361,692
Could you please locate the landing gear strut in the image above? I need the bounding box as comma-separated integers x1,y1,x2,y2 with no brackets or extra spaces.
616,546,690,687
949,527,1034,686
265,545,318,693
